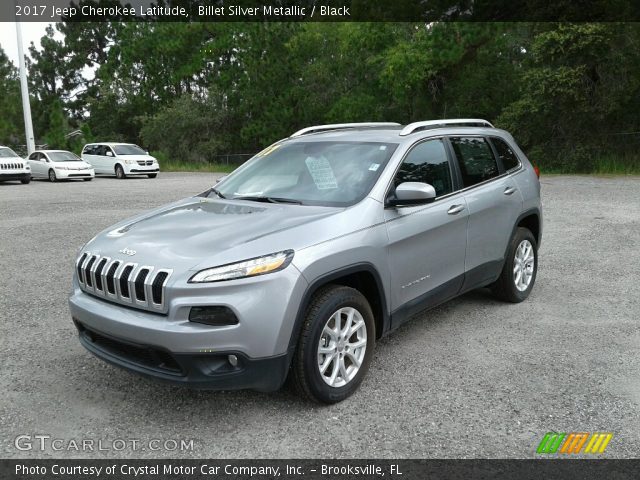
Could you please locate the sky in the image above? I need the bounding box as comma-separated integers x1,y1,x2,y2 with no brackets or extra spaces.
0,22,53,65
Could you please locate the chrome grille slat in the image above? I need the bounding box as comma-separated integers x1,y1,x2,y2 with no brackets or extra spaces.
76,253,172,313
117,263,136,302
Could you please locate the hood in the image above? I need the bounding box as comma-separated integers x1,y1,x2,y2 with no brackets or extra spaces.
53,161,91,169
117,154,156,161
84,197,342,270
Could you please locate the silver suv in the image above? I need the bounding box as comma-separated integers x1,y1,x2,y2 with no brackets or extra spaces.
70,119,542,403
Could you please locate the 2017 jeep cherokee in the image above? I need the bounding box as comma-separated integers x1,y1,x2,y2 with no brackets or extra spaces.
69,119,542,403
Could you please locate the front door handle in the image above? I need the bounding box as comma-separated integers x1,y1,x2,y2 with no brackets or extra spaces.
504,186,517,195
447,204,465,215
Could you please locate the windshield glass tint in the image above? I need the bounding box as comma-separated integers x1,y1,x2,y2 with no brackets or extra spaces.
113,144,146,155
214,141,398,207
0,148,19,158
48,151,80,162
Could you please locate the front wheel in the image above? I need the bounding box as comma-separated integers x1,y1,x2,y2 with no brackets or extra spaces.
21,177,31,184
491,227,538,303
292,285,375,404
148,173,157,178
115,164,126,179
48,169,57,182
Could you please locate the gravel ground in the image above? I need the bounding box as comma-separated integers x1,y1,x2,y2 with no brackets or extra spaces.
0,173,639,459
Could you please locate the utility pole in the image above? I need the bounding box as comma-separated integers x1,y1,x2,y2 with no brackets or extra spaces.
15,20,36,155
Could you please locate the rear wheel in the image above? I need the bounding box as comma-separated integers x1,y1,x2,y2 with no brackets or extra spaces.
48,169,57,182
491,227,538,303
115,164,126,179
148,173,157,178
292,285,375,404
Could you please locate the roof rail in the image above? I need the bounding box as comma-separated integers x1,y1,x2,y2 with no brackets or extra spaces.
399,119,494,136
290,122,401,138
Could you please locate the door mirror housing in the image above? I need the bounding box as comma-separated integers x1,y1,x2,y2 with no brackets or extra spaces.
387,182,437,207
106,151,114,157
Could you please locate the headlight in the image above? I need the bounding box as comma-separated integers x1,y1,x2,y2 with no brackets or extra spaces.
189,250,294,283
56,165,69,170
125,159,137,165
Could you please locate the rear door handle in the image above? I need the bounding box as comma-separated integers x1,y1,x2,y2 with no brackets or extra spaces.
447,204,465,215
504,186,517,195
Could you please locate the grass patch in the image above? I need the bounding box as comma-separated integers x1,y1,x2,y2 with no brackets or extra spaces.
591,154,640,175
151,151,238,173
161,160,237,174
537,154,640,175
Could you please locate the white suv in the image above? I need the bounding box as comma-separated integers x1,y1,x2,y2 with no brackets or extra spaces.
81,143,159,179
0,146,31,184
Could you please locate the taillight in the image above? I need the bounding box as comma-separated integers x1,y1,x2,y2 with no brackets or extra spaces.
533,164,540,178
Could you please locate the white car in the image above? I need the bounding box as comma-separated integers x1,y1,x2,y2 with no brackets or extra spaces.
27,150,95,182
81,143,159,179
0,145,31,184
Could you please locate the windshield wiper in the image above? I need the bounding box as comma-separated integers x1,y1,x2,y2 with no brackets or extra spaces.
208,188,226,199
233,196,302,205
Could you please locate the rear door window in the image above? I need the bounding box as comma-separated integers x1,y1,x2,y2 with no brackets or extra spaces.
450,137,500,187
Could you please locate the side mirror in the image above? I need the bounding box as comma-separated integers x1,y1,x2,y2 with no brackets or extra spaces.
215,175,227,184
387,182,436,207
106,151,113,157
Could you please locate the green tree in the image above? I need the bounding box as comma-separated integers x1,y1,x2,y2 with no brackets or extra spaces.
0,46,24,145
44,99,68,149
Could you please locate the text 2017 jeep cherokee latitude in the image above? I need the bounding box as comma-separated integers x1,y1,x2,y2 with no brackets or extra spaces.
69,119,542,403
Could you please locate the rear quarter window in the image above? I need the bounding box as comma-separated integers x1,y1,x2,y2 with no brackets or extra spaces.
491,137,521,171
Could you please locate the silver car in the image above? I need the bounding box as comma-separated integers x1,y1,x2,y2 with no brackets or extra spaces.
69,119,542,403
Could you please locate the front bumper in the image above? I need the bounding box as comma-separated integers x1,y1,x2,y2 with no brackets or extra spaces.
68,265,307,390
74,320,290,391
123,164,159,175
55,168,95,179
0,172,30,181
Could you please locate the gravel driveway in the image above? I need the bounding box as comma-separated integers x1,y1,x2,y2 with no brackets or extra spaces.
1,173,638,458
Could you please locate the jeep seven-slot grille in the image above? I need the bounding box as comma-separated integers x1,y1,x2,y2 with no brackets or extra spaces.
76,252,172,313
1,162,23,169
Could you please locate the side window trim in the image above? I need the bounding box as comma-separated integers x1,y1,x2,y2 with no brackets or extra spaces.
384,136,457,203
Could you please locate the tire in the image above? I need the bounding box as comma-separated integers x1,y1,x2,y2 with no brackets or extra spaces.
491,227,538,303
83,178,93,181
115,164,126,179
21,177,31,184
148,173,158,179
292,285,375,404
48,169,57,182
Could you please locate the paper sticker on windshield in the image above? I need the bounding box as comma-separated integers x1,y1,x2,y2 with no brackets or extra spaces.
305,156,338,190
369,163,380,171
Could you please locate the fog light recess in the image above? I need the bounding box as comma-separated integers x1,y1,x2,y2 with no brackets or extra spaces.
189,306,239,326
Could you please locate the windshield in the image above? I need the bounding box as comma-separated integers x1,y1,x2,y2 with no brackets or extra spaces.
113,144,147,155
212,141,397,207
0,147,19,158
48,151,81,162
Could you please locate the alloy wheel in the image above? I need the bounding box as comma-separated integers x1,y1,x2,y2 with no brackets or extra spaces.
513,239,535,291
317,307,367,388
